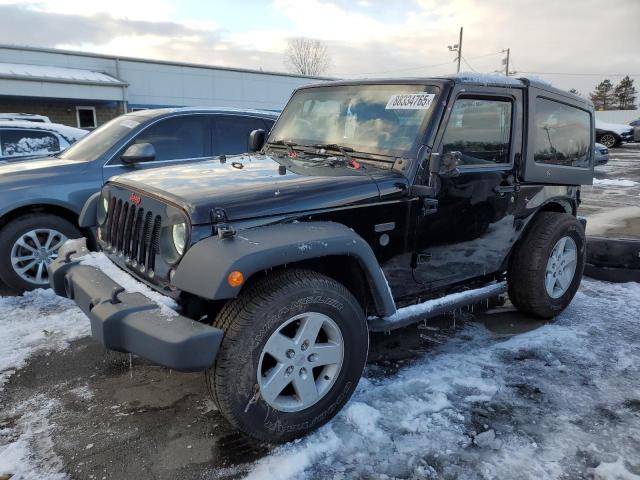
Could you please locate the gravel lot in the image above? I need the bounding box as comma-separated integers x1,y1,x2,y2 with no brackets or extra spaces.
1,144,639,480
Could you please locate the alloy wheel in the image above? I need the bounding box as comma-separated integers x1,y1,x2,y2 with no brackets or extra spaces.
257,312,344,412
545,236,578,299
10,228,67,285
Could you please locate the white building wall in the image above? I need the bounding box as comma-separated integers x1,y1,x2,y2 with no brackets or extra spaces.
595,110,639,125
0,45,325,111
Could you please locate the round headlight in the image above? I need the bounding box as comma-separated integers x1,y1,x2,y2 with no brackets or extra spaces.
172,222,187,256
97,194,109,225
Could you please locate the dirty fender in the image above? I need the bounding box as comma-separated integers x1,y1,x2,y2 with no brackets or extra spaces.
171,221,397,317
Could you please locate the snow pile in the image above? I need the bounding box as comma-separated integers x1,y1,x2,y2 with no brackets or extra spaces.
246,279,640,479
0,289,89,390
79,252,178,317
593,178,638,187
0,395,66,480
1,135,58,157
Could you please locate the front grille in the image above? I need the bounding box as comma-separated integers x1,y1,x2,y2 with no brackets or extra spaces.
105,198,162,273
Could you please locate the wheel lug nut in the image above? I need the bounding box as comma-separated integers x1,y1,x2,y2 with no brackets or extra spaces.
285,366,294,376
308,353,318,362
301,341,309,351
286,349,295,359
299,367,307,378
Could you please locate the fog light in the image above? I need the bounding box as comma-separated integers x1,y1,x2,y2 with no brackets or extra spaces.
227,271,244,288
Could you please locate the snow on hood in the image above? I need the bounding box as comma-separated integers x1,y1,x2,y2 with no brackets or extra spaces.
595,120,633,135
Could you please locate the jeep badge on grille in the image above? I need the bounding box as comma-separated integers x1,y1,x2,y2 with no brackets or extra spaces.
129,193,142,205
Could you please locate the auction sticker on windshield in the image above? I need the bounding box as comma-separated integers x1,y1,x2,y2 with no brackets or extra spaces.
386,93,435,110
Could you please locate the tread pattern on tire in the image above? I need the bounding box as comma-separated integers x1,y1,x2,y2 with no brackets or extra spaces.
508,212,585,318
206,268,364,439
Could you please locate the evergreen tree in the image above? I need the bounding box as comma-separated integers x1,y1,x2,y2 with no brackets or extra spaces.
613,76,637,110
590,80,615,110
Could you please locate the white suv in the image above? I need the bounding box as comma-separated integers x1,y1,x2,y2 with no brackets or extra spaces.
0,121,88,162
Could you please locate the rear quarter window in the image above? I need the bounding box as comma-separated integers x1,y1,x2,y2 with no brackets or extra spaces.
0,129,60,158
533,98,591,168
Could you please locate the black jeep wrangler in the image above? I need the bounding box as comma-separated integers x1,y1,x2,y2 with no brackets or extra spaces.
50,75,594,442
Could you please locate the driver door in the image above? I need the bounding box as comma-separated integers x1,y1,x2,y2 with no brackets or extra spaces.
413,88,523,288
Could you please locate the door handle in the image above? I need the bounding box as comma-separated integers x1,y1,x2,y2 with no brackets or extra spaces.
494,184,520,194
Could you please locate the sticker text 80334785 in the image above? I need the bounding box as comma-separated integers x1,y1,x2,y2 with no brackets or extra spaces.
385,93,435,110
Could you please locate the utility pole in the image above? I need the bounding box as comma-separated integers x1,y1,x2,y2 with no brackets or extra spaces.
448,27,464,73
502,48,510,76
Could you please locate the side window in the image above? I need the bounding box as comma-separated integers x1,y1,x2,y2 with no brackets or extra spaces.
0,129,60,158
533,98,590,167
213,116,270,155
131,116,209,162
441,98,512,165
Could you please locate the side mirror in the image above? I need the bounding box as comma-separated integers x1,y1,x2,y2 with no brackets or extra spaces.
121,143,155,165
248,129,266,152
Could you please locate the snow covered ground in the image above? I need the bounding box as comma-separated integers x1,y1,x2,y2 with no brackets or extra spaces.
248,279,640,480
1,279,639,479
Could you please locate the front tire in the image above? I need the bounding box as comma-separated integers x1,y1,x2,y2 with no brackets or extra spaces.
207,269,368,443
508,212,585,318
0,214,80,291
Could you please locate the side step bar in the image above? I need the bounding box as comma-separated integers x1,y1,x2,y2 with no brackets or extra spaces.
368,281,508,332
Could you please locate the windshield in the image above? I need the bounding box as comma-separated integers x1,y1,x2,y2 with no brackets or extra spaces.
268,84,440,157
58,115,145,161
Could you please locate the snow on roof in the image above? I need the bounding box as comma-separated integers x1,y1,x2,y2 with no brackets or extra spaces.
0,62,126,85
0,120,89,141
451,72,524,86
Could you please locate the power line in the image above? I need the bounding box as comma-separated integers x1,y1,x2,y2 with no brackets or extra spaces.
460,55,477,72
339,50,503,77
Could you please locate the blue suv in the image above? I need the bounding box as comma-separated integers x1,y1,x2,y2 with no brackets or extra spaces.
0,107,277,291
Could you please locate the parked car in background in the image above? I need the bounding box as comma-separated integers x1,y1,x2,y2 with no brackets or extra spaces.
0,121,88,162
595,120,634,147
0,107,277,291
0,113,51,123
630,118,640,142
594,142,609,165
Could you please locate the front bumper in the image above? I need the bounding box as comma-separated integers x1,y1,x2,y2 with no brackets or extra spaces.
49,240,223,372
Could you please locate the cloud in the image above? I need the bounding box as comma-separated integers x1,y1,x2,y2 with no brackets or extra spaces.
0,0,638,94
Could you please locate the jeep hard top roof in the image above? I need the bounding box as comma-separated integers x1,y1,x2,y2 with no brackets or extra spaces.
297,73,592,109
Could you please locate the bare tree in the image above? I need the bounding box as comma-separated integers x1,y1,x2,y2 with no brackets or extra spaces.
284,38,330,76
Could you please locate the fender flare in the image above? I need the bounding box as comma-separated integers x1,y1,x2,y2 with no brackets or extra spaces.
172,221,397,317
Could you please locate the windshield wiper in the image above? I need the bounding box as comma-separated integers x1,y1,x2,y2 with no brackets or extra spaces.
313,143,354,160
266,139,298,154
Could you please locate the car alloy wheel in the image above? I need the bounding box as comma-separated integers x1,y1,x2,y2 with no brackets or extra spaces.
10,228,68,286
599,133,616,148
545,235,578,299
257,311,344,412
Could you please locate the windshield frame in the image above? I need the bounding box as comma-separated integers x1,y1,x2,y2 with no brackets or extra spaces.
266,82,442,162
57,110,159,163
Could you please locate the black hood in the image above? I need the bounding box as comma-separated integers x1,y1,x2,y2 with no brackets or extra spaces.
109,154,405,224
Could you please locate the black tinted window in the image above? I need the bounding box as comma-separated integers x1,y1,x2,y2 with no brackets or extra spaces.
213,116,270,155
534,98,590,167
132,116,209,161
0,129,60,158
441,98,512,165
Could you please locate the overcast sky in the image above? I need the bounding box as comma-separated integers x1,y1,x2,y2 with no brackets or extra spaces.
0,0,638,96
